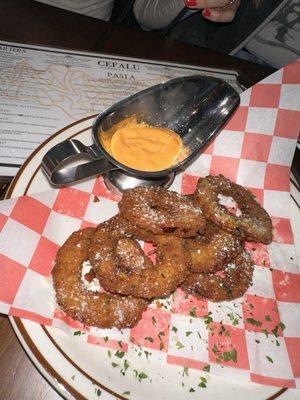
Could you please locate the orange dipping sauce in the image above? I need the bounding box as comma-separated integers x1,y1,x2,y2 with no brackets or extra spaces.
100,116,188,172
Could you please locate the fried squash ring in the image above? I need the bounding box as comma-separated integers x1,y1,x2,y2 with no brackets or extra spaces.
194,175,272,243
52,228,148,329
89,222,190,299
182,251,254,302
99,213,157,244
119,186,206,237
185,222,244,273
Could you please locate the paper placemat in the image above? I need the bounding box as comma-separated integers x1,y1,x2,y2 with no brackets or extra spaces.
0,60,299,388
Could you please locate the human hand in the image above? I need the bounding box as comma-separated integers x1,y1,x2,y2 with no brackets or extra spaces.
184,0,241,22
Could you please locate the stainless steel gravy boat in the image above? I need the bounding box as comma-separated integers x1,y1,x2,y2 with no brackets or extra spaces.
41,76,240,192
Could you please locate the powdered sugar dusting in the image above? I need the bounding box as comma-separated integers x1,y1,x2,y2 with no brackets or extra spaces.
81,260,100,292
217,193,242,217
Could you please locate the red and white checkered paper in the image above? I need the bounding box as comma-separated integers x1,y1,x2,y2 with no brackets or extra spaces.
0,61,299,388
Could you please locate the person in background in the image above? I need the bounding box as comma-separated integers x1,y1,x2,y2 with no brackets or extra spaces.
134,0,242,30
133,0,299,68
34,0,299,68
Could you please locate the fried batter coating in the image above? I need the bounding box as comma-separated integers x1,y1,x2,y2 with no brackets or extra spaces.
194,175,272,243
185,222,244,273
52,228,148,329
89,223,190,299
182,251,254,302
119,186,206,237
99,213,157,244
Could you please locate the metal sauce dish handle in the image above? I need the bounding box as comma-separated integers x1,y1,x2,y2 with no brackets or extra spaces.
41,139,116,186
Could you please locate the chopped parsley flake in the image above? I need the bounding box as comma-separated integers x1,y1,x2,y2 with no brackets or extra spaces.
265,315,271,321
186,331,193,337
212,344,218,354
266,356,273,363
144,350,150,359
272,326,279,337
203,365,210,372
222,349,237,363
122,391,130,396
103,336,108,342
246,318,262,327
261,329,269,337
212,344,237,363
73,330,83,336
183,367,189,377
189,307,197,317
278,322,286,331
271,322,285,338
176,341,184,350
189,388,195,393
107,350,112,358
111,362,118,368
138,372,148,382
115,350,125,358
204,312,213,325
151,316,156,325
172,326,178,333
95,388,101,396
224,330,231,338
227,312,239,326
198,376,207,388
124,359,129,370
145,336,154,343
227,312,234,320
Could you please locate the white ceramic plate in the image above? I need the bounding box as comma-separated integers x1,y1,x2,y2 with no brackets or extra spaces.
7,116,300,400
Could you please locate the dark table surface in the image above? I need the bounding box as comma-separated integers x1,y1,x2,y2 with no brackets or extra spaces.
0,0,274,86
0,1,283,399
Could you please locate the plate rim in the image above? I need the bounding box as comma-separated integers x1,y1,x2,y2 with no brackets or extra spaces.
6,115,289,400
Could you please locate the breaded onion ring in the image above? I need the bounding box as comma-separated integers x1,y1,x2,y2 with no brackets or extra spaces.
52,228,148,329
119,186,206,237
89,223,190,299
194,175,272,243
182,251,254,302
99,213,157,244
185,222,243,273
